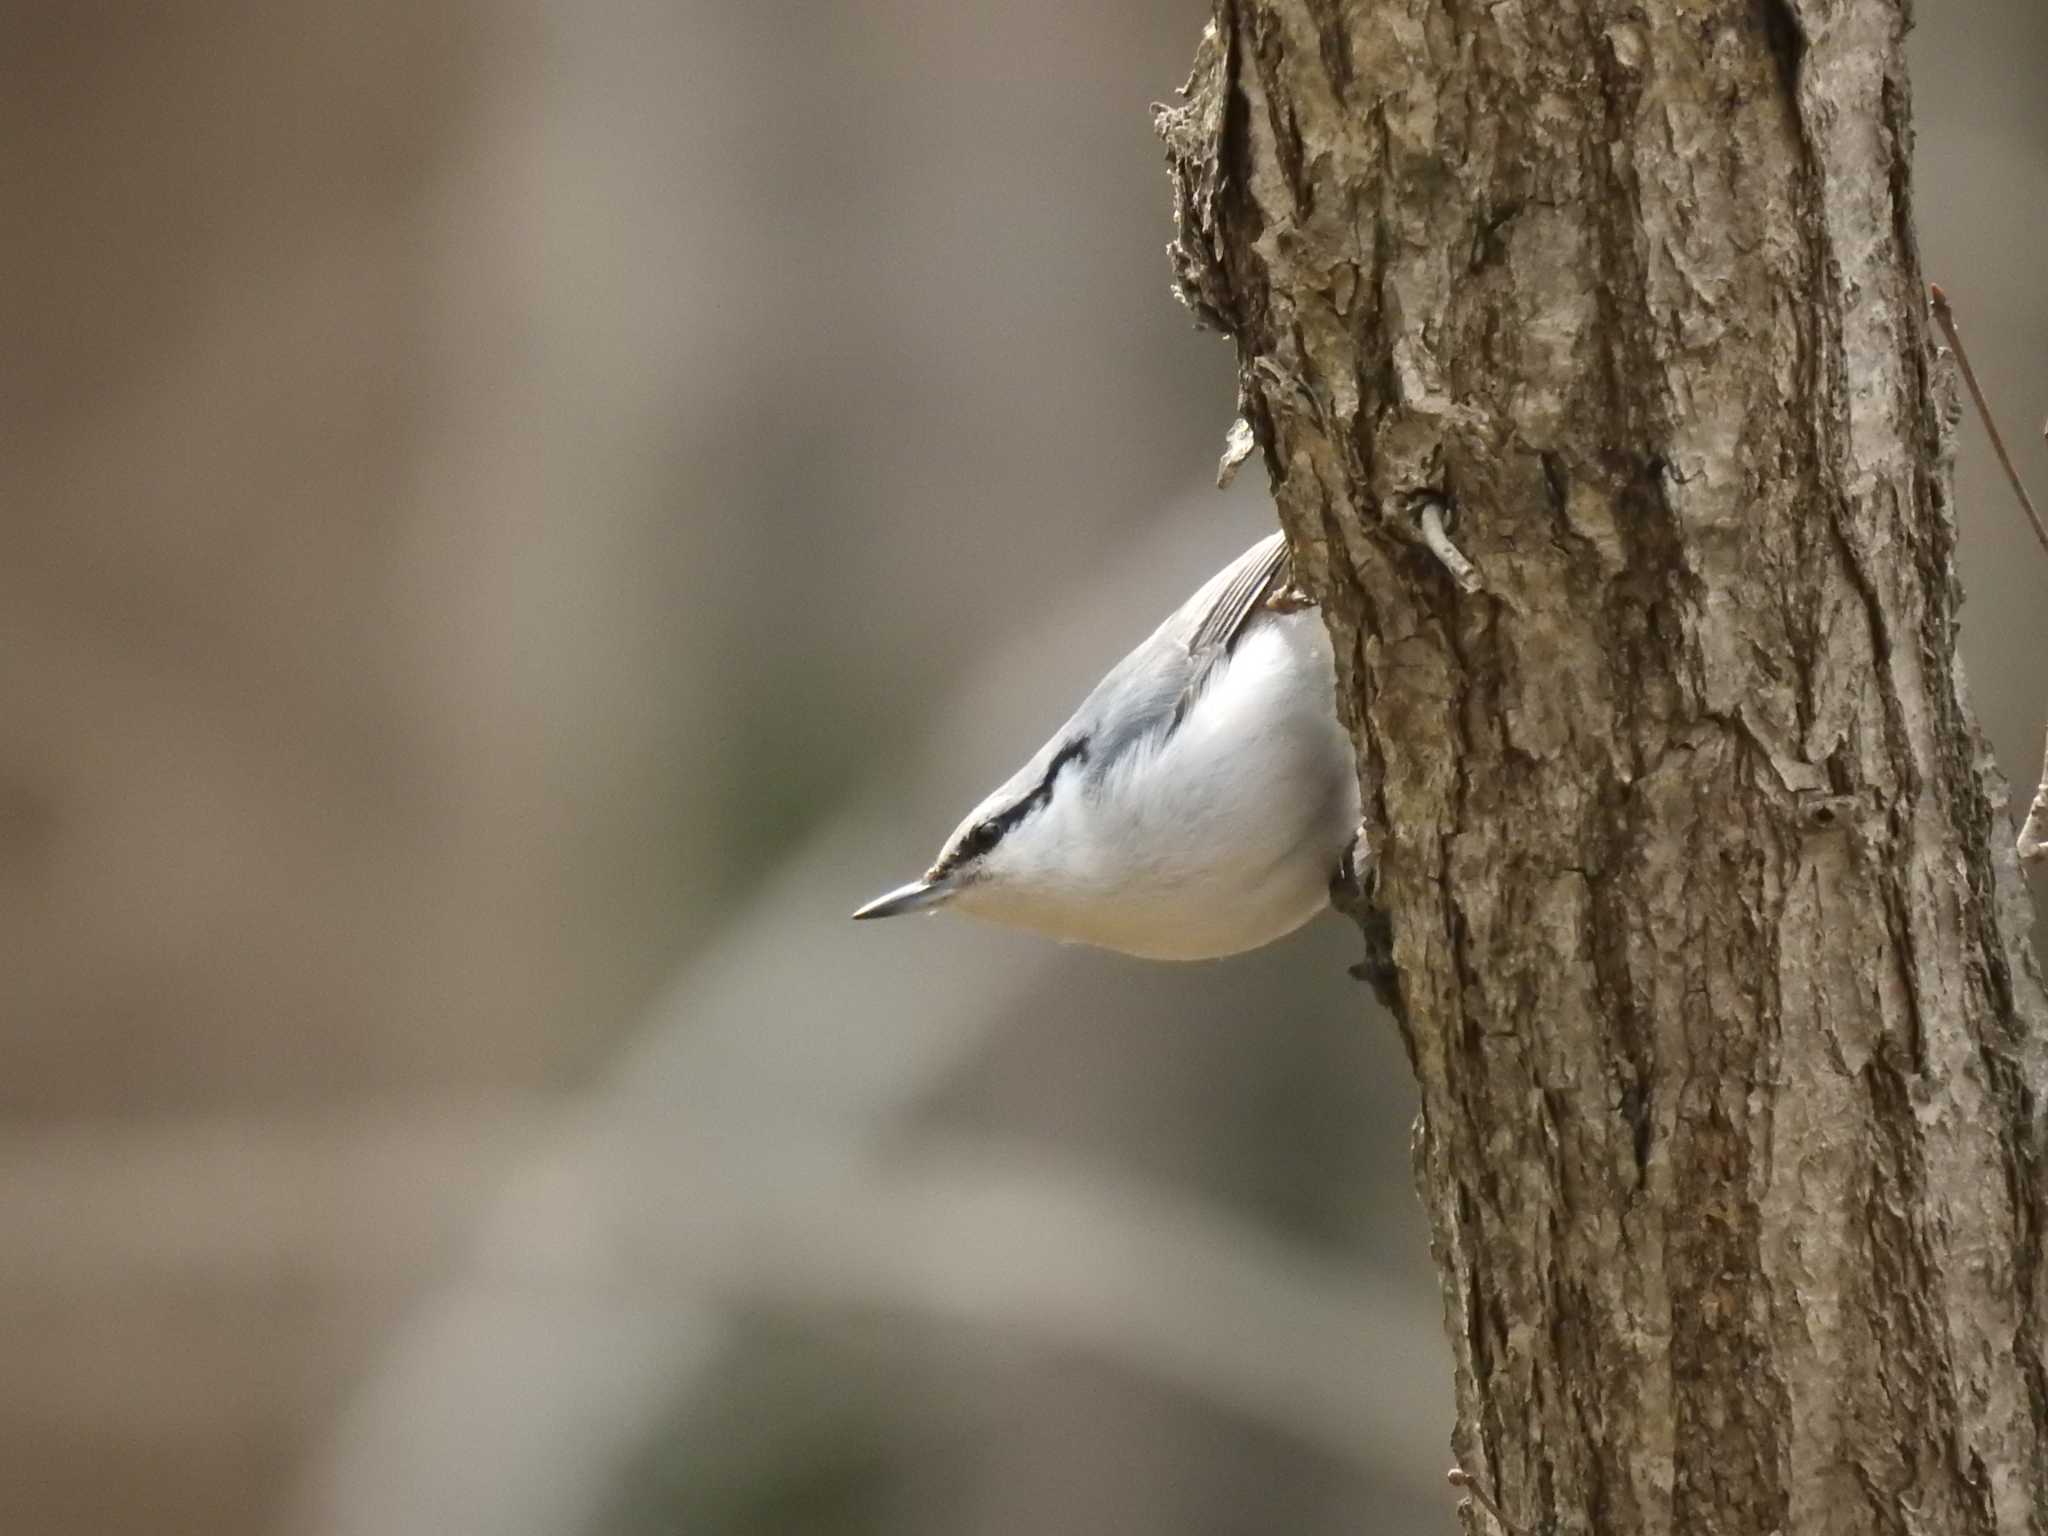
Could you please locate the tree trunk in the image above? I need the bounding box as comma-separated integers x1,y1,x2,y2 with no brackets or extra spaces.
1159,3,2048,1532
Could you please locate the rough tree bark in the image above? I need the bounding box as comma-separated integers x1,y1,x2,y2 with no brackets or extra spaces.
1158,3,2048,1533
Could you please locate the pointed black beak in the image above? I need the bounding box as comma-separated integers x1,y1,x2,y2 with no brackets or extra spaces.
851,877,953,921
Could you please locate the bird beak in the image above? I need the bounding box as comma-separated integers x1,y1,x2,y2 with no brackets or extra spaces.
851,875,957,922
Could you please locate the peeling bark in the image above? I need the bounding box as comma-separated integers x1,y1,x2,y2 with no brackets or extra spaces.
2022,732,2048,867
1160,3,2048,1532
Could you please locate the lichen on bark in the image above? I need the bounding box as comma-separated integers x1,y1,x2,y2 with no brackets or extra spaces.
1161,3,2048,1532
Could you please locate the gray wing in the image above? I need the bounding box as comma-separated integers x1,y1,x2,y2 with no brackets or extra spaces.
1069,531,1294,777
940,532,1300,851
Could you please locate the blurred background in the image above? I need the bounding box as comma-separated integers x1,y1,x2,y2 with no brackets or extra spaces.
1,2,2041,1532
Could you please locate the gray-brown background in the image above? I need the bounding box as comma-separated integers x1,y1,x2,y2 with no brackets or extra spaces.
3,3,2041,1532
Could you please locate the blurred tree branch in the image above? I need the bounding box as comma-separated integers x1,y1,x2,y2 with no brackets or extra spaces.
1162,3,2048,1533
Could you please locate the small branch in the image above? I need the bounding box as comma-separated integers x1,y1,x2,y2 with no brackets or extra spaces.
2019,730,2048,867
1928,284,2048,562
1418,499,1485,594
1448,1465,1527,1536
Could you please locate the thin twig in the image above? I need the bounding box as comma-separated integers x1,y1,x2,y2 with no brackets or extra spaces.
1418,499,1485,594
1928,284,2048,562
1930,285,2048,870
1448,1465,1527,1536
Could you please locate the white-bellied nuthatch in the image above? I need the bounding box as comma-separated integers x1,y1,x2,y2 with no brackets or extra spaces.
853,531,1363,960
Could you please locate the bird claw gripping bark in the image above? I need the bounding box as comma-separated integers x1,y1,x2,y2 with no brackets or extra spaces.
1330,823,1402,1014
1264,579,1314,615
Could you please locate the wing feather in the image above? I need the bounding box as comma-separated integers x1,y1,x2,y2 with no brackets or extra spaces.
1177,530,1291,658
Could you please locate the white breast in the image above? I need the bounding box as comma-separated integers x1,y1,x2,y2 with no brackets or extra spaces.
963,611,1361,960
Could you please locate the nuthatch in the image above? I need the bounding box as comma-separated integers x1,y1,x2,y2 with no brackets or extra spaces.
854,532,1362,959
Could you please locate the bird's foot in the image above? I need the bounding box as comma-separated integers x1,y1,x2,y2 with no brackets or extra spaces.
1330,824,1401,1014
1329,821,1374,910
1264,580,1315,615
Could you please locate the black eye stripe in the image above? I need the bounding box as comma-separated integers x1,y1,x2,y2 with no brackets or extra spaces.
938,736,1090,871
